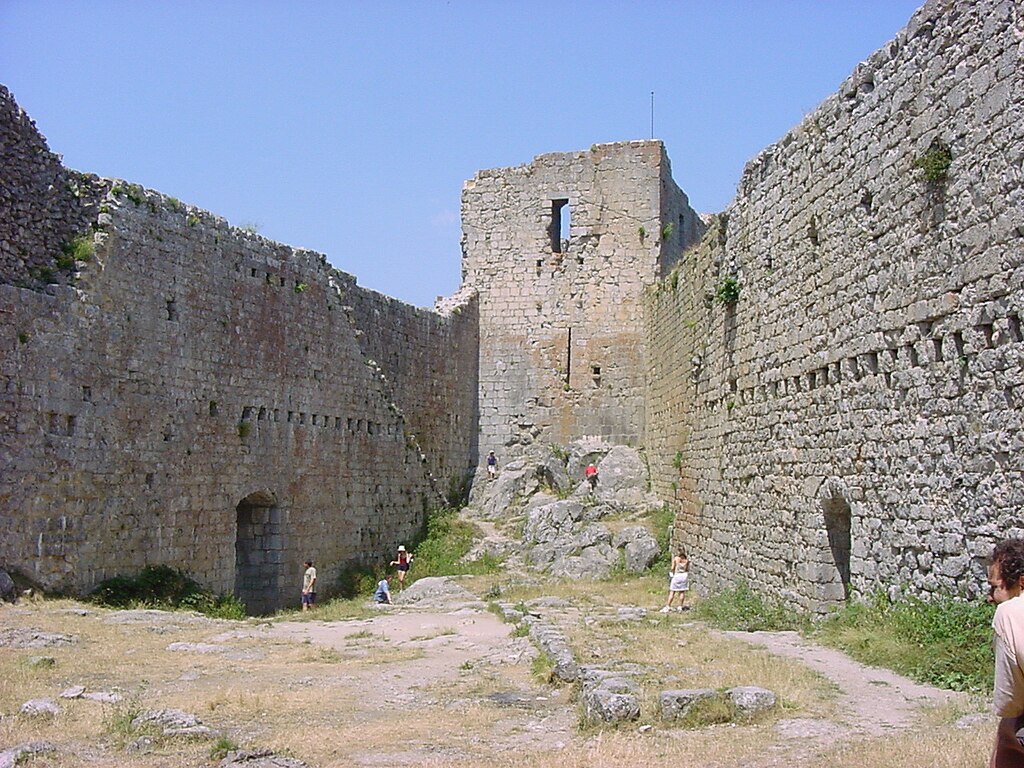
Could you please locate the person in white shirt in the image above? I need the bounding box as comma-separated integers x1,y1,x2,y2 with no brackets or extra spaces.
989,538,1024,767
301,560,317,611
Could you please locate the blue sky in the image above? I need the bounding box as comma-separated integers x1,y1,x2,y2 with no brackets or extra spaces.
2,1,922,307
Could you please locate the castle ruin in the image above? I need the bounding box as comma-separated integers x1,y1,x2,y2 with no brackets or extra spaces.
1,0,1021,612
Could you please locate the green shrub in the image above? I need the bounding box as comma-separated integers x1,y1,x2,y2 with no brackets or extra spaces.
715,275,741,305
89,565,245,619
913,140,952,184
335,561,386,599
651,503,676,571
412,506,501,578
695,581,803,632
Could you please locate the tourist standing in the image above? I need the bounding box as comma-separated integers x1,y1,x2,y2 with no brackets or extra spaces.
661,550,690,613
990,538,1024,767
585,462,598,491
486,451,498,480
301,560,317,611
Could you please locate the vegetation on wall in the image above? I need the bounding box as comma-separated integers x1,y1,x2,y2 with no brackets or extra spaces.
913,139,952,184
714,275,741,305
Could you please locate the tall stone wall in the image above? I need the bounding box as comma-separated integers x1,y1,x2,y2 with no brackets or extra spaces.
645,0,1024,611
0,84,104,287
462,142,704,461
0,90,476,612
342,282,479,501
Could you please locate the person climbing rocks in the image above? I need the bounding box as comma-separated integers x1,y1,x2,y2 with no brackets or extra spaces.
585,462,598,491
391,545,413,590
989,538,1024,767
486,450,498,480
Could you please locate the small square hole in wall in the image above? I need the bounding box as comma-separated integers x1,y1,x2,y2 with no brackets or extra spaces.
209,401,218,417
82,386,92,402
591,365,601,376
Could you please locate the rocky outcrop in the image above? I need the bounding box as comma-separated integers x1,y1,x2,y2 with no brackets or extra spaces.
467,440,664,577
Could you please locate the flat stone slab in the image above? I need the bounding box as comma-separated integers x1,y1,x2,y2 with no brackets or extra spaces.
660,688,717,720
20,698,59,717
166,642,226,654
0,742,55,768
0,628,77,648
221,748,310,767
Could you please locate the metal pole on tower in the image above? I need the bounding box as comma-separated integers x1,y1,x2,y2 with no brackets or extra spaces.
650,91,655,138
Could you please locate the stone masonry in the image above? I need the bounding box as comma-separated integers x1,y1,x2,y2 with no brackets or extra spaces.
2,0,1022,615
0,84,477,612
644,0,1024,610
461,142,704,455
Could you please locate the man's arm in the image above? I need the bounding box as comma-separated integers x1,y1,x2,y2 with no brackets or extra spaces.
993,606,1024,718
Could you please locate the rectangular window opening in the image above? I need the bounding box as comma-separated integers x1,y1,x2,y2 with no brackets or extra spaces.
549,199,569,253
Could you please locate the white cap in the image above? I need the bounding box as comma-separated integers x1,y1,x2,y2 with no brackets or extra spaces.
398,545,406,552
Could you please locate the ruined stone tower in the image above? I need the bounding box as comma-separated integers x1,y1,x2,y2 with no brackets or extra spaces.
460,141,704,456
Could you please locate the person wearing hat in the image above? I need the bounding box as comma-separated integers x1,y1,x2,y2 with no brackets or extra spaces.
390,545,413,590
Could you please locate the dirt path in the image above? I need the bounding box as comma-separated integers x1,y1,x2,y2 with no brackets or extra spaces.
722,629,970,736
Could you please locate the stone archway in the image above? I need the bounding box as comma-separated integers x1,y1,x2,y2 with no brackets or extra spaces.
818,477,852,600
234,489,284,615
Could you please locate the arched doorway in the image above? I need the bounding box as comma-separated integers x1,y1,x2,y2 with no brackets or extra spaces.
822,494,852,598
234,489,283,615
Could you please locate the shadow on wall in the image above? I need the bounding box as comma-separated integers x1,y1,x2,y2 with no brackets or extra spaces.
234,488,284,615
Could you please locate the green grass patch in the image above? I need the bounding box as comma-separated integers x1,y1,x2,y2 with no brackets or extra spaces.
209,736,240,760
409,506,501,580
694,581,804,632
531,649,555,684
89,565,246,619
814,593,993,693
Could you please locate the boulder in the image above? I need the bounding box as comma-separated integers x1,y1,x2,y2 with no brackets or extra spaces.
472,460,541,520
566,438,613,481
660,688,718,720
524,499,585,544
727,686,776,716
131,708,207,734
19,699,59,717
535,452,571,494
0,570,16,602
550,542,617,580
582,677,641,723
617,527,660,572
0,742,55,768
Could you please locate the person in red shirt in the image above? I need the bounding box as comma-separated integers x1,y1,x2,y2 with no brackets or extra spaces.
390,545,413,591
585,462,598,491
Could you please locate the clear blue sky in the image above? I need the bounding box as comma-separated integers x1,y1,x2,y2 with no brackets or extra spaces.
2,1,922,307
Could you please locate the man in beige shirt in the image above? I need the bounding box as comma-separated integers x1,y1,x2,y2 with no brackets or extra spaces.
989,538,1024,767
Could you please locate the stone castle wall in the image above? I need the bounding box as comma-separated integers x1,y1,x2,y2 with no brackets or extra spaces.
342,281,479,499
461,142,704,460
0,85,104,287
645,0,1024,610
0,92,476,611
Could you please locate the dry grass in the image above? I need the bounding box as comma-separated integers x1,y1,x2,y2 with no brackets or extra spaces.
815,722,991,767
0,579,993,768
